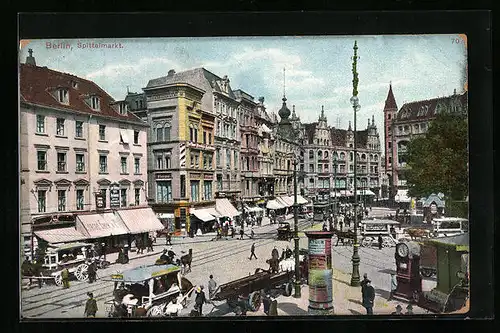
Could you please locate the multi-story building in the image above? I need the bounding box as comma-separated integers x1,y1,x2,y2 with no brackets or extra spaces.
254,97,275,201
20,50,149,256
383,85,468,201
142,68,219,234
234,89,260,203
301,107,382,205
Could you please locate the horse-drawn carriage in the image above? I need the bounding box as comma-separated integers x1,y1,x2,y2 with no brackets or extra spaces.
359,219,400,248
154,248,193,275
21,242,103,286
103,264,195,317
277,222,293,241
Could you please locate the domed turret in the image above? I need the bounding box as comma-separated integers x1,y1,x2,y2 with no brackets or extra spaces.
278,96,291,121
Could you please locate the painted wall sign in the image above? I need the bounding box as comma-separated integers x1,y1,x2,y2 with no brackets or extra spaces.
156,173,172,180
95,193,105,210
110,184,120,208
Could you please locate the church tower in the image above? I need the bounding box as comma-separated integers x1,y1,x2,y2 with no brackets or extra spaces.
383,83,398,176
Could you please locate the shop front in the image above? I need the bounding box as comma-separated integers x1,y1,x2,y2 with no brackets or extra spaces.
115,207,166,247
75,212,129,251
190,208,217,234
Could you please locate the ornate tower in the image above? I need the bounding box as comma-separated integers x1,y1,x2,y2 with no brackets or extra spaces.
383,82,398,198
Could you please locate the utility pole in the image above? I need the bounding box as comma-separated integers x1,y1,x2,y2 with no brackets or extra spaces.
293,158,301,298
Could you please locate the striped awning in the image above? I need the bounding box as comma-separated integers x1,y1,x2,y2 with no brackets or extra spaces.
266,199,285,210
296,195,309,205
34,227,87,244
206,208,221,218
216,198,240,218
276,196,292,207
116,207,165,234
191,208,216,222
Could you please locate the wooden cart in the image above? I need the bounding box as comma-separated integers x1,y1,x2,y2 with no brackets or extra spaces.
212,269,294,313
277,222,293,241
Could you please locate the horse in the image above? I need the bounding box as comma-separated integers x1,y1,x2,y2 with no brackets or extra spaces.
266,258,280,274
333,228,355,246
180,249,193,274
406,228,430,240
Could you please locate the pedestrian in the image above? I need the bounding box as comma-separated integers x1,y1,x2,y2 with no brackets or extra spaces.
61,267,70,289
87,260,96,283
322,222,328,231
194,285,207,316
339,220,343,231
249,243,257,260
208,274,217,301
391,304,403,315
378,234,383,250
262,293,271,315
269,299,278,316
100,243,107,261
239,228,244,240
388,273,398,300
166,232,172,245
147,236,154,252
362,280,375,315
250,226,255,239
390,226,397,240
84,292,98,318
360,273,369,302
405,304,414,315
231,226,235,238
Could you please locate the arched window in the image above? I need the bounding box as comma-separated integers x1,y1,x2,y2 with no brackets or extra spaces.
350,152,353,161
318,150,322,158
361,153,366,160
339,152,345,160
324,151,329,158
309,150,314,159
156,123,164,142
163,123,171,142
370,154,374,161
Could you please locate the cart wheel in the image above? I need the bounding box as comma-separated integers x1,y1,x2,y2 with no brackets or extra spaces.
54,273,62,286
248,291,262,312
283,282,293,297
361,237,371,247
147,305,163,317
75,263,89,281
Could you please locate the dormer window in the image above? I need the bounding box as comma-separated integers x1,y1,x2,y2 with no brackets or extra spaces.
119,103,128,115
58,89,69,104
71,81,78,89
91,96,100,110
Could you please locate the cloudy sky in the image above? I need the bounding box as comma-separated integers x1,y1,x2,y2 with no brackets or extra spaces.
20,35,467,142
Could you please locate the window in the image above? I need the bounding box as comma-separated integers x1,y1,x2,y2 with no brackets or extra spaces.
165,154,171,169
164,126,170,142
99,125,106,140
57,152,66,172
190,180,200,202
204,181,212,200
194,128,198,143
99,155,107,173
100,189,107,208
318,164,323,173
37,190,46,213
76,189,84,210
76,154,85,172
203,131,207,144
120,189,127,207
180,175,186,198
134,188,140,206
75,121,83,138
56,118,65,136
91,96,100,110
119,103,127,115
324,151,329,158
37,151,47,171
134,131,139,144
58,89,69,104
208,133,212,145
350,152,354,161
189,126,194,142
388,142,392,149
121,156,128,174
156,154,164,169
340,165,345,173
156,124,164,142
57,190,66,211
36,115,45,133
309,164,314,172
309,178,314,185
226,150,231,168
388,114,391,120
134,158,140,174
216,149,221,167
309,150,314,159
234,152,238,170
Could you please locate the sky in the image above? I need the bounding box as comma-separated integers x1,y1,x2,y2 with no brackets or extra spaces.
19,35,467,145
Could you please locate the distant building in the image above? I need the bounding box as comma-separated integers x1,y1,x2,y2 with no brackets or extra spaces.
383,84,468,201
20,50,149,256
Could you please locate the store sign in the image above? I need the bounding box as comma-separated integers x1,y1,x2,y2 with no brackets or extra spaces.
309,239,326,255
365,224,388,232
156,173,172,180
110,183,120,208
95,193,105,210
204,174,214,180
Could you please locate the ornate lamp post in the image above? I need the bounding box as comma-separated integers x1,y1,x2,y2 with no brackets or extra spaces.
333,152,338,230
292,155,302,298
350,41,361,287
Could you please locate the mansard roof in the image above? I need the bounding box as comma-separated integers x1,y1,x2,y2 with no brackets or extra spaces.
396,91,467,122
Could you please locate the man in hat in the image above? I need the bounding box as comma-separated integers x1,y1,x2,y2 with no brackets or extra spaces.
239,227,244,240
249,243,257,260
87,260,97,283
84,292,98,317
360,273,369,302
61,267,70,289
388,273,398,300
405,304,414,315
362,280,375,315
378,234,384,250
208,275,217,302
194,285,207,316
391,304,403,315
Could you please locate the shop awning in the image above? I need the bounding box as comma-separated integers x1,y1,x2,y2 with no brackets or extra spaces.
276,196,292,207
357,189,376,196
340,190,353,197
216,198,240,218
296,195,309,205
34,227,87,244
266,199,285,210
76,212,129,239
116,207,165,234
206,208,221,218
191,208,216,222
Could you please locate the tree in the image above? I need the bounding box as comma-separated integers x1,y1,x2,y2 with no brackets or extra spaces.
405,113,468,200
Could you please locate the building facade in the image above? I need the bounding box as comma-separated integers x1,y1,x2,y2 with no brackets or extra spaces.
19,51,149,256
383,86,468,200
301,107,383,204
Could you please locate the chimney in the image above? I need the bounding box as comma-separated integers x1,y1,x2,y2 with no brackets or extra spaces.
26,48,36,66
258,97,265,104
167,69,176,77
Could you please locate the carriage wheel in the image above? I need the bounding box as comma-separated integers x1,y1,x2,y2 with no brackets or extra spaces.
248,291,262,312
283,282,293,297
75,263,89,281
54,273,62,286
147,305,164,317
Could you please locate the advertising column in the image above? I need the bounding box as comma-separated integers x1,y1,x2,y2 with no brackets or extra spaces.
305,231,334,315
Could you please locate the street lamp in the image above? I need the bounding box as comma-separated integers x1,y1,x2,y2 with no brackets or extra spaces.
350,40,361,287
292,154,303,298
333,152,338,230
